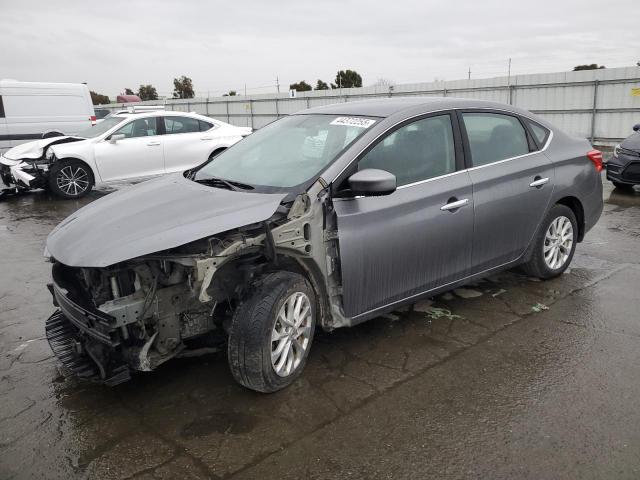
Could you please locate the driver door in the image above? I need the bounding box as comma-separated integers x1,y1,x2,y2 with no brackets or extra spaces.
94,117,165,182
333,113,474,318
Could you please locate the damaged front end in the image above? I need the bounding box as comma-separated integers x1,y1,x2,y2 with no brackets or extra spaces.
44,177,347,386
0,137,83,194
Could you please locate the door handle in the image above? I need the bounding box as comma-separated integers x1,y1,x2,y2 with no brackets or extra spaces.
440,198,469,211
529,177,549,188
147,141,161,146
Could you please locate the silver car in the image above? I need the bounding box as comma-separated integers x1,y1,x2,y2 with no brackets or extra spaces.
44,98,604,392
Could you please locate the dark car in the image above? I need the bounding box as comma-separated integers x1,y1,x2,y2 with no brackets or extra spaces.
43,97,604,392
606,124,640,189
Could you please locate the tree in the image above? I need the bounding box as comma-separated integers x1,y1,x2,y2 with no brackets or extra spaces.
573,64,606,71
137,84,158,101
90,90,110,105
315,79,329,90
223,90,237,96
331,69,362,89
172,75,195,99
289,80,312,92
124,88,134,95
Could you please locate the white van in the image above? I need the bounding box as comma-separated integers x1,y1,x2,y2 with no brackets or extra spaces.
0,80,96,153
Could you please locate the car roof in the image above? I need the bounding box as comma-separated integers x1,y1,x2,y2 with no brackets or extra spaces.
116,110,214,121
298,96,529,118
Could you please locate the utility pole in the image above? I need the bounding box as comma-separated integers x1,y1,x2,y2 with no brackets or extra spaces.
468,67,471,80
507,58,512,85
244,83,247,96
276,76,280,93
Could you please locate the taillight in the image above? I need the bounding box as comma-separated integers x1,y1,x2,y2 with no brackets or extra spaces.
90,115,97,126
587,149,603,172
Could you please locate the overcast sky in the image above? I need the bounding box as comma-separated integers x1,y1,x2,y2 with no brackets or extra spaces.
1,0,639,98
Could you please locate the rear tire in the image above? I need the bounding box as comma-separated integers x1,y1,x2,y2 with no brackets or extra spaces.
48,160,94,199
612,181,635,191
521,204,577,279
227,271,316,393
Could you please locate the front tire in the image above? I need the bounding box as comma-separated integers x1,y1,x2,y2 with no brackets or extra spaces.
228,271,316,393
522,204,577,279
48,160,94,199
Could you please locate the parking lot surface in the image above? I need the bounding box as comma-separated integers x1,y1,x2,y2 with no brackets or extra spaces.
1,180,640,479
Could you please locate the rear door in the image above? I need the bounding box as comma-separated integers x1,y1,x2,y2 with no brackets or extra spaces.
333,112,474,318
93,116,165,182
161,115,216,173
458,110,555,273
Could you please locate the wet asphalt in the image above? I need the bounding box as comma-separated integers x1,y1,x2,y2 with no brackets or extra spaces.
1,179,640,479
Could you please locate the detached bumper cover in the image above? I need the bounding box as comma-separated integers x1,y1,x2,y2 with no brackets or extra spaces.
0,155,48,188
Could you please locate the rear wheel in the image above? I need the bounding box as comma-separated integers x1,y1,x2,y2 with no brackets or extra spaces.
48,160,94,199
227,271,316,393
522,204,577,279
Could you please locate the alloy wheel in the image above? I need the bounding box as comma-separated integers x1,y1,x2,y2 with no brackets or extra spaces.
543,215,573,270
271,292,312,377
56,165,90,196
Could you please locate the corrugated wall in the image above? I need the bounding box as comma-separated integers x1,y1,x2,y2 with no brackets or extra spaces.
103,66,640,146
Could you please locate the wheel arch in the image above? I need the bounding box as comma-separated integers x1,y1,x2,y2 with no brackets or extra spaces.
52,157,98,182
555,196,585,241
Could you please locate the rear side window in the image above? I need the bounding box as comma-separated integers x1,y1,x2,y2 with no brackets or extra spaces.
199,120,214,131
358,114,456,186
164,116,201,134
0,96,4,118
525,119,550,148
461,112,529,166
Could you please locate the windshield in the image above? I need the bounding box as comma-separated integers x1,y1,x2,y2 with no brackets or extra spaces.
75,117,127,139
194,114,377,189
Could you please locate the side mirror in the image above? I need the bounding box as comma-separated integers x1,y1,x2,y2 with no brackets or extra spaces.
633,124,640,132
348,168,396,197
108,133,125,144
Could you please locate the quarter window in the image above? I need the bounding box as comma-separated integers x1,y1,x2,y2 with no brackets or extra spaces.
114,117,158,138
164,116,202,134
199,120,214,131
525,119,550,148
358,115,456,186
462,113,529,166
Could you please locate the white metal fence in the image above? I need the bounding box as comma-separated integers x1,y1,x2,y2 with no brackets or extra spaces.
102,66,640,146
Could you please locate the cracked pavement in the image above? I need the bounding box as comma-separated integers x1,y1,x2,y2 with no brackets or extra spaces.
1,179,640,479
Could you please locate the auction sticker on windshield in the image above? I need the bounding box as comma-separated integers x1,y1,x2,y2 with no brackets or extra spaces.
330,117,376,128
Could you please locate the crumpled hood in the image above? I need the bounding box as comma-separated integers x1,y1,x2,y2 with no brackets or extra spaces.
2,136,85,161
620,132,640,152
46,174,287,267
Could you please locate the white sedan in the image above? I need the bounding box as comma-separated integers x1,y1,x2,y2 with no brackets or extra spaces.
0,111,251,198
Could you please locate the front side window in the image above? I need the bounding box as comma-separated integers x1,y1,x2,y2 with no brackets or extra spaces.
358,114,456,186
462,112,529,166
164,116,201,134
114,117,158,139
194,114,377,189
76,116,126,138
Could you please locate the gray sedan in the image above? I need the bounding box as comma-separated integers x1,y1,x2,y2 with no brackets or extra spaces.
44,97,604,392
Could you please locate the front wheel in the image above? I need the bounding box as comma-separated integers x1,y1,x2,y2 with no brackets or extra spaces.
48,160,94,199
228,271,316,393
522,204,578,279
